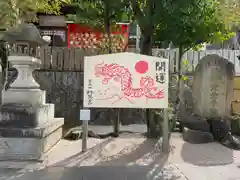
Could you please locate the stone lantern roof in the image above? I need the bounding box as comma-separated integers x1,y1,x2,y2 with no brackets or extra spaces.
1,23,49,57
1,23,49,46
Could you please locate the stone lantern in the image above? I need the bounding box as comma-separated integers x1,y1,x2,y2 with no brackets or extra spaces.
1,23,49,57
0,23,64,161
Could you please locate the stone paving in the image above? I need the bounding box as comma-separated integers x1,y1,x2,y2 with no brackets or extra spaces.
0,126,240,180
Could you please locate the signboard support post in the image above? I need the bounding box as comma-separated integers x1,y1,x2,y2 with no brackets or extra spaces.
162,108,169,153
80,109,90,152
82,120,88,152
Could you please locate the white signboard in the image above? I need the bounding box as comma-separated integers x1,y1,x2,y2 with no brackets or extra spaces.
84,52,168,109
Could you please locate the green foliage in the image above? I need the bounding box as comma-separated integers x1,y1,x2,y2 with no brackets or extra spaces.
191,44,206,51
211,31,236,44
219,0,240,28
0,0,69,29
127,0,235,55
155,0,233,51
71,0,129,31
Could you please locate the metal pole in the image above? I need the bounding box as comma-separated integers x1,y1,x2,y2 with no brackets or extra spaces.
82,120,88,152
136,24,141,53
162,108,169,153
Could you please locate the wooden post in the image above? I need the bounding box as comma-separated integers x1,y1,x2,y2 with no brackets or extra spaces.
162,108,169,153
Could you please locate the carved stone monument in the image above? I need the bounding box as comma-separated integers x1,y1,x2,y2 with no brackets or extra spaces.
179,54,240,148
192,54,234,119
0,23,64,160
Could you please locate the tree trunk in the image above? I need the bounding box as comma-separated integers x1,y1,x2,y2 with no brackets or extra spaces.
140,33,151,135
140,33,152,55
104,2,120,136
104,3,112,54
176,45,184,132
176,46,183,98
140,33,161,138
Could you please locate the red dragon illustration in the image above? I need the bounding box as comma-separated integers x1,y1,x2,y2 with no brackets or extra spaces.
94,61,164,104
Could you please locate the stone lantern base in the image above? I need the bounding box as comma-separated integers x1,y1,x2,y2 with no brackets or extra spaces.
0,56,64,161
0,118,63,160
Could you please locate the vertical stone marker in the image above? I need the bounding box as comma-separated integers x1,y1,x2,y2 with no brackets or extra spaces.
179,54,236,145
0,23,64,161
192,54,234,119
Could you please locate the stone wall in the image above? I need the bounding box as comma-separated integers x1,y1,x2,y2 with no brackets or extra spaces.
5,69,146,126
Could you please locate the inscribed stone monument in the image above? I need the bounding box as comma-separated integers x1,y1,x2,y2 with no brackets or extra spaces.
179,54,240,148
192,54,234,119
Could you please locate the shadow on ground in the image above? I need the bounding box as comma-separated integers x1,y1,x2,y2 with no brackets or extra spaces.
38,135,182,180
2,132,185,180
180,142,233,166
96,138,164,166
52,138,114,167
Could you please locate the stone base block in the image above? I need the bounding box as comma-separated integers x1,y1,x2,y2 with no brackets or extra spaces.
0,103,55,128
0,118,64,161
2,89,46,105
183,127,214,144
